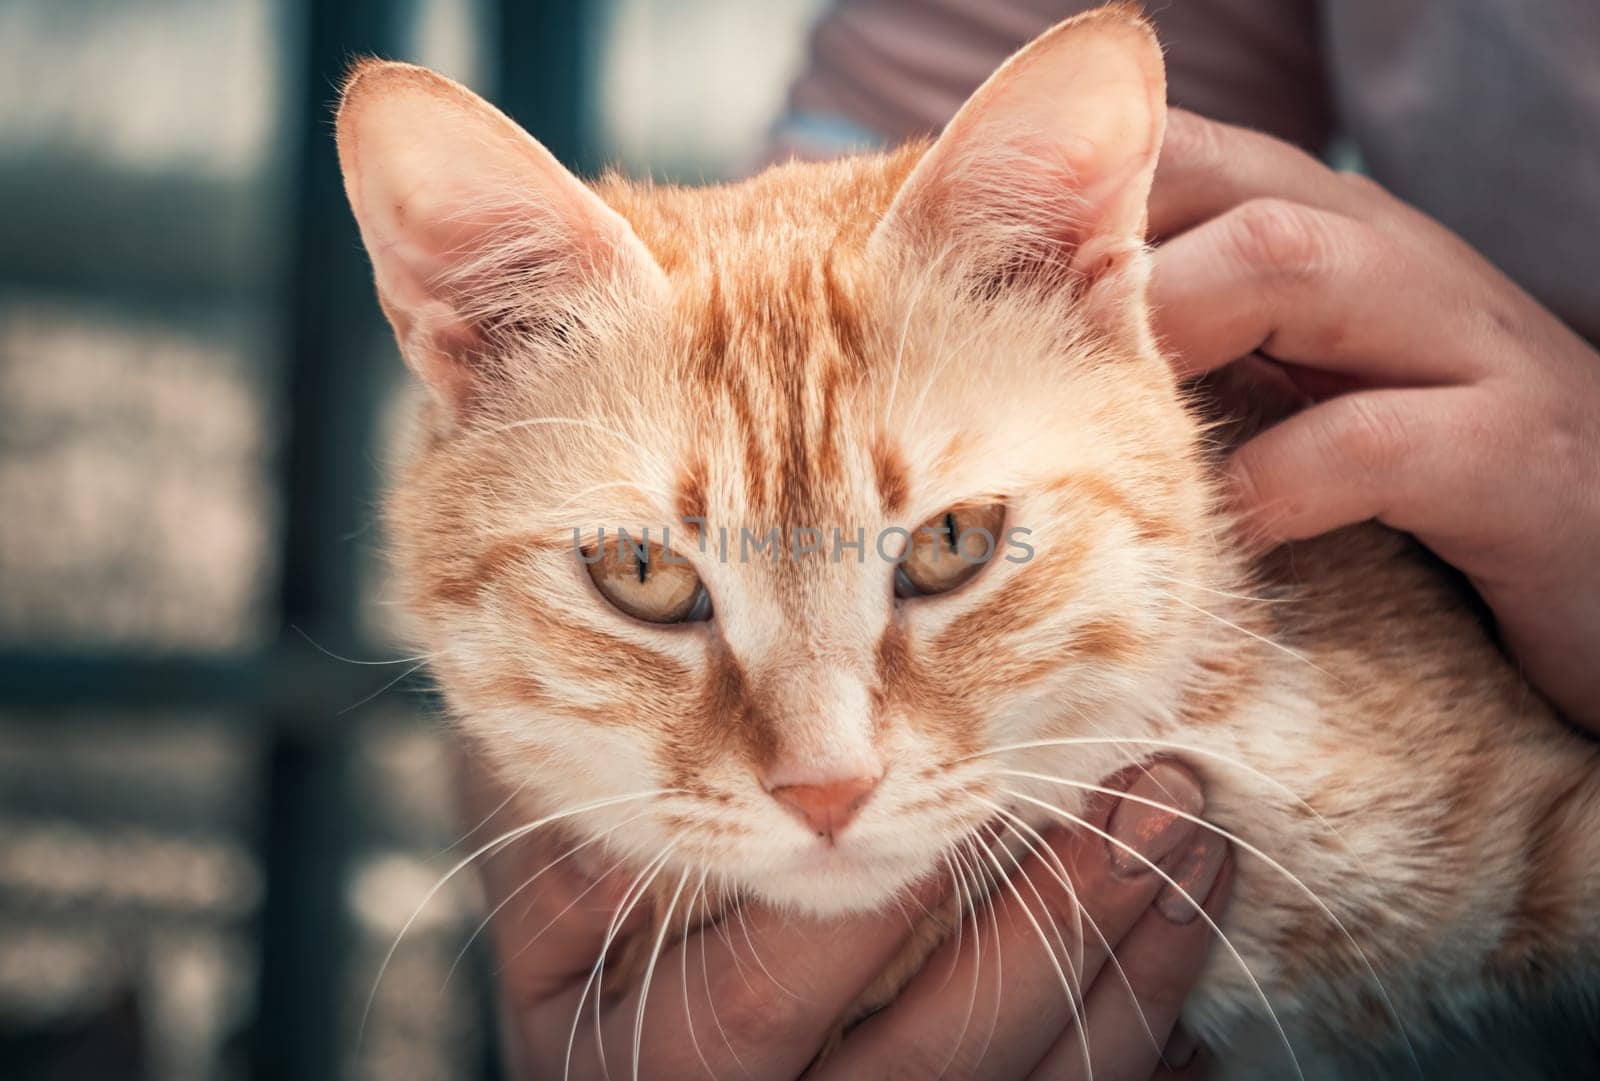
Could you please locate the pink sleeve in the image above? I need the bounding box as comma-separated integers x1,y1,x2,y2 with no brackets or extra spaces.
773,0,1333,158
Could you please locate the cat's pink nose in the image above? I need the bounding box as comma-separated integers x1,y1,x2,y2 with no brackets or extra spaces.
768,774,880,841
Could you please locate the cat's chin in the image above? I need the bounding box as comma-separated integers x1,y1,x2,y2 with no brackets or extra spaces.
742,847,935,919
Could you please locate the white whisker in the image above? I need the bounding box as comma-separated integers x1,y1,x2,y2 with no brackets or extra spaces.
730,889,802,1002
570,844,676,1081
934,852,965,992
710,875,759,999
958,833,1006,1074
338,660,429,715
360,788,678,1051
972,821,1093,1080
981,800,1166,1061
1159,589,1337,680
1151,573,1293,607
500,847,623,969
882,242,959,429
938,839,987,1077
473,414,636,446
552,478,677,514
902,285,962,434
1001,787,1306,1081
1000,768,1417,1069
442,778,527,854
635,866,692,1081
291,625,434,667
957,736,1354,853
699,878,750,1077
679,868,721,1081
446,807,651,989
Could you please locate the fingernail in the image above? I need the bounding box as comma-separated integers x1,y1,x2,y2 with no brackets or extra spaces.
1156,832,1228,924
1106,762,1204,877
1163,1024,1200,1068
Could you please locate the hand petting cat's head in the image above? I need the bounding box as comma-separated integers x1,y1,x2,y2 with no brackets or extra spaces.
339,9,1223,915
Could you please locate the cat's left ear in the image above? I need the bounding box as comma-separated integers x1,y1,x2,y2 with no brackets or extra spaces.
872,7,1165,294
336,60,665,414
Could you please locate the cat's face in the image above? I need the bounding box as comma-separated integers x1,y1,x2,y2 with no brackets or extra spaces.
341,11,1218,915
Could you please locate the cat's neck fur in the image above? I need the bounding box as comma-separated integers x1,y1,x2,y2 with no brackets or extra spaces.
1175,521,1600,1060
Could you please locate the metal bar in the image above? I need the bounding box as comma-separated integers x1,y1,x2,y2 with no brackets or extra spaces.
0,645,424,718
0,167,275,303
496,0,596,174
252,1,401,1078
0,654,264,709
450,8,598,1079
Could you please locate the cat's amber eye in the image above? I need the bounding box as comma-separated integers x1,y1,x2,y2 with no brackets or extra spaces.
895,502,1008,598
585,540,712,624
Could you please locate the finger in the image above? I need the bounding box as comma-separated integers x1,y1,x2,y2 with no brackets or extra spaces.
1225,385,1485,546
1149,1045,1213,1081
537,876,948,1080
455,750,656,1007
1147,1030,1211,1080
1029,846,1233,1081
483,829,662,1010
1149,199,1489,383
818,761,1208,1081
1150,109,1375,240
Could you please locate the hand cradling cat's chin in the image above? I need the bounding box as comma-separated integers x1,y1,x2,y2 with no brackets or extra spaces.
337,4,1600,1076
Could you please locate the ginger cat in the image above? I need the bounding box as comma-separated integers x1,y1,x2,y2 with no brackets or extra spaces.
336,7,1600,1076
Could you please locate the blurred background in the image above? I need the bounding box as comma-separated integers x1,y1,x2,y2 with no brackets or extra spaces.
4,2,1596,1080
0,1,823,1078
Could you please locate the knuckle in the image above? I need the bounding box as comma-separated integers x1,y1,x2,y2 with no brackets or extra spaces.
1482,299,1531,345
1228,198,1334,281
1544,400,1597,488
880,1037,979,1081
1032,880,1089,949
1129,966,1195,1016
1163,109,1230,178
1337,168,1388,201
1225,452,1267,513
706,966,805,1046
1330,395,1407,480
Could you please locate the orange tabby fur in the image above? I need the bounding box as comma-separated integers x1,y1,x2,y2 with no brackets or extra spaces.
336,7,1600,1074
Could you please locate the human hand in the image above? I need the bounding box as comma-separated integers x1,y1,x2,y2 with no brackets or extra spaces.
463,753,1230,1080
1147,110,1600,730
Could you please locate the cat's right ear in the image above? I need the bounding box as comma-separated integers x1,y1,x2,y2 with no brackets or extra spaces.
870,8,1165,297
336,61,664,414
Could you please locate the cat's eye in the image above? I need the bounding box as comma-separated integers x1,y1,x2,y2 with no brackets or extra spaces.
895,502,1007,598
586,540,712,624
